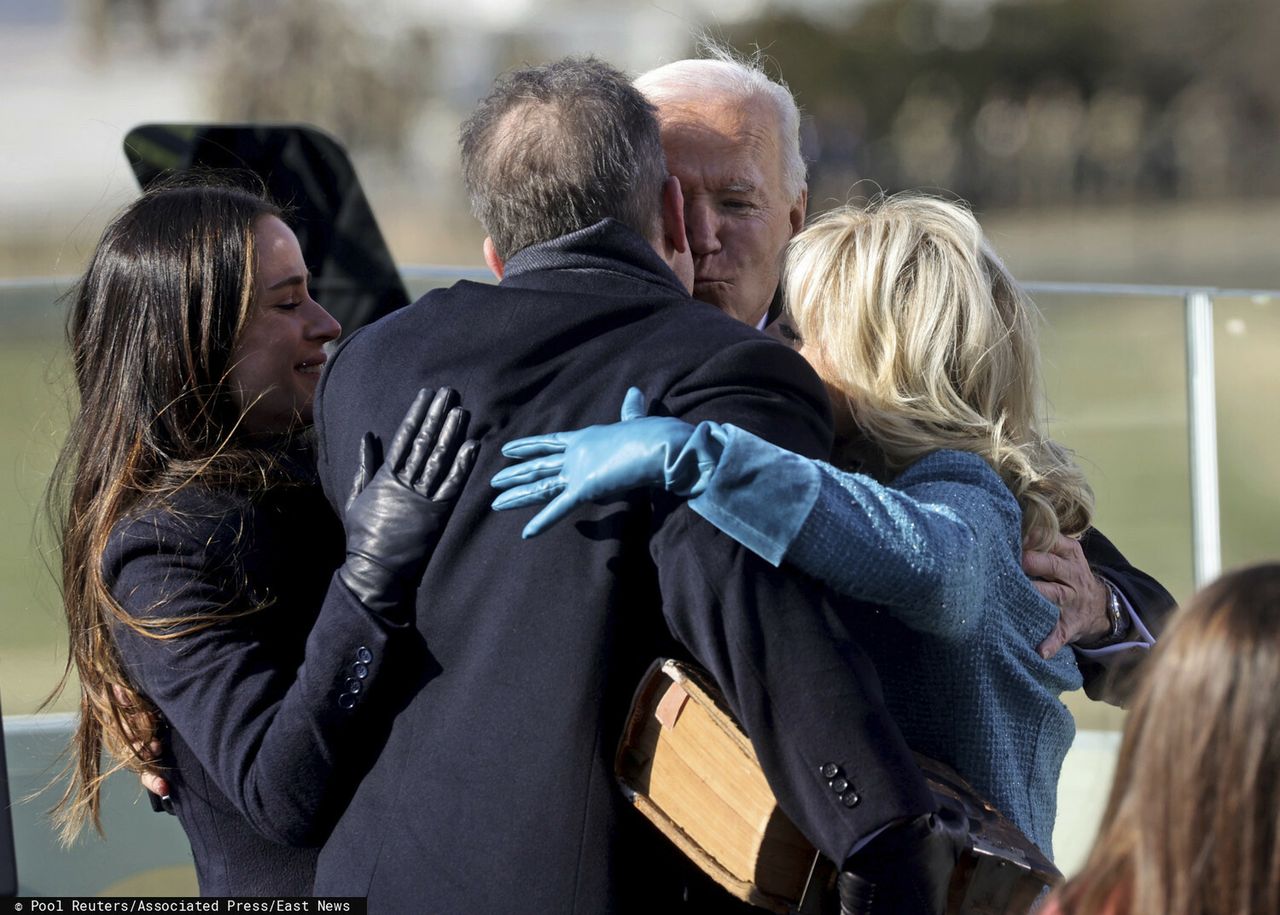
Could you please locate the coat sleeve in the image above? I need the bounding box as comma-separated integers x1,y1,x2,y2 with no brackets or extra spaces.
647,336,935,863
691,433,1013,640
1076,526,1175,704
108,507,418,846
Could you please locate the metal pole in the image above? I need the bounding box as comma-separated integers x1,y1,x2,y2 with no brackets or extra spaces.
1184,290,1222,587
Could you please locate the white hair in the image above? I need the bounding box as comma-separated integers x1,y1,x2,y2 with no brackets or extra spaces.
635,48,807,202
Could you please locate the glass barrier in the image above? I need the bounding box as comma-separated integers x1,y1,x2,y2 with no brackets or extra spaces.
1213,291,1280,570
1034,290,1195,603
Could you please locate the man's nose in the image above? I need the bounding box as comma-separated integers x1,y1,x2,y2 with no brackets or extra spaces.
684,201,722,256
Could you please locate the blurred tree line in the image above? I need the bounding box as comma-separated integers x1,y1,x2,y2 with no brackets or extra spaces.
78,0,1279,210
729,0,1280,208
78,0,435,164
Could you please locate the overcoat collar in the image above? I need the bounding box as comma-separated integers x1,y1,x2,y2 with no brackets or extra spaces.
500,218,688,297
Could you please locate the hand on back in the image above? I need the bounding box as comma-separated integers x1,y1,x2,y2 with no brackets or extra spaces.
340,387,480,616
490,388,721,538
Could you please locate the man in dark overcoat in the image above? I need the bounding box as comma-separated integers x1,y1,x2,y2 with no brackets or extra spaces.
312,58,956,913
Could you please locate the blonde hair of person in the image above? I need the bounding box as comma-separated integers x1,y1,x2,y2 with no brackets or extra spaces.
1054,562,1280,915
783,194,1092,549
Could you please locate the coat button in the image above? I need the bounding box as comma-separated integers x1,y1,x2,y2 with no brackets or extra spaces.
820,763,842,780
840,789,861,808
829,777,850,794
338,693,356,710
345,678,362,694
356,647,373,664
353,662,369,679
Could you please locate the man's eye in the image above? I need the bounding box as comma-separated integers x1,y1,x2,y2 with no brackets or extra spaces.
779,323,801,344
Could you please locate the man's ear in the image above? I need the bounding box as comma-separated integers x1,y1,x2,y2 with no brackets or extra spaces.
483,237,505,280
659,176,695,293
788,185,808,237
661,176,689,256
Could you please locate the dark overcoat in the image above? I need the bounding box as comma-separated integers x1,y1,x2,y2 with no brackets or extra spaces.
311,220,934,912
106,461,419,895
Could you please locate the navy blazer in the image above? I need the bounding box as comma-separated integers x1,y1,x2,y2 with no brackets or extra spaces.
106,459,422,895
311,220,934,912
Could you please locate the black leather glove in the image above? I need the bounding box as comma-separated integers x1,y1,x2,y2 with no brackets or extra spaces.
339,387,479,618
838,802,970,915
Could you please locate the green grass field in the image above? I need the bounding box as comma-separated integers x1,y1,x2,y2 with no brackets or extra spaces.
1,281,1277,733
0,328,77,716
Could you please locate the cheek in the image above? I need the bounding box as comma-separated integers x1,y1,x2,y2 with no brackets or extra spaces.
228,322,293,399
738,218,789,281
798,342,822,374
800,345,843,397
239,316,297,367
803,351,861,440
229,348,272,395
729,221,772,260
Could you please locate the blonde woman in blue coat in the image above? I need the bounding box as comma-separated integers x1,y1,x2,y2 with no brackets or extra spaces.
492,194,1094,862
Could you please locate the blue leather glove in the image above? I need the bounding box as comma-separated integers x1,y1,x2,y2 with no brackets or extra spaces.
490,387,724,538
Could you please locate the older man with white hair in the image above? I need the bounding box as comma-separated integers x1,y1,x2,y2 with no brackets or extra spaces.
635,56,806,329
635,52,1172,704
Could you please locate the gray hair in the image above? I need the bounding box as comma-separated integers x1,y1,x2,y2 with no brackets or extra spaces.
635,47,807,201
460,57,668,260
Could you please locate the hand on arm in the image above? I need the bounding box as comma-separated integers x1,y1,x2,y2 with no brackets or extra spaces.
490,387,723,538
1023,533,1113,659
1074,526,1169,704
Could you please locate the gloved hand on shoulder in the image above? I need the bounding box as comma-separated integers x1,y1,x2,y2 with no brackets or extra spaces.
490,387,724,538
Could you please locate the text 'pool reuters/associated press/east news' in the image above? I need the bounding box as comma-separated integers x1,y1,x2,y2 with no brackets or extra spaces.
5,899,367,914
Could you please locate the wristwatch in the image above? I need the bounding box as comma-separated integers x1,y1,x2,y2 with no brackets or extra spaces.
1095,576,1128,645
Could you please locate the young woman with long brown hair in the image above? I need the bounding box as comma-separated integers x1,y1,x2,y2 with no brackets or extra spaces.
47,180,477,895
1044,562,1280,915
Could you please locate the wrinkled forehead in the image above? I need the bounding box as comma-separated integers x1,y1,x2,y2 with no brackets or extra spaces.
657,96,788,187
